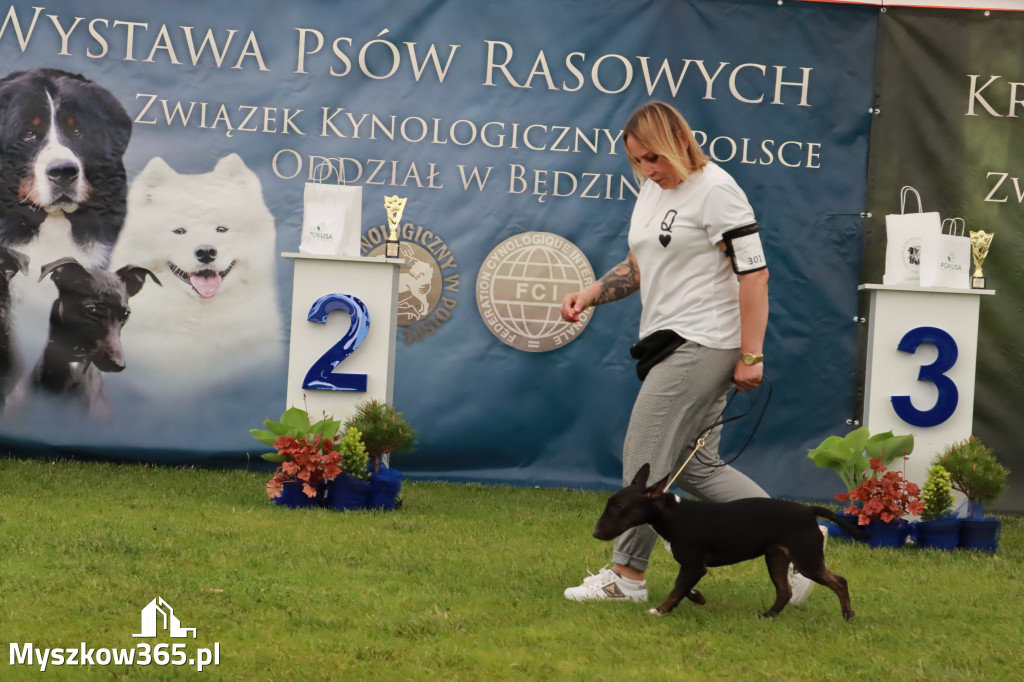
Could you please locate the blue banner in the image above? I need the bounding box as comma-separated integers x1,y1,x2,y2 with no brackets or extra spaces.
0,0,878,500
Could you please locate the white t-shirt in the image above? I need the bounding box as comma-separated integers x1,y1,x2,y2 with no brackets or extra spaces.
627,163,758,349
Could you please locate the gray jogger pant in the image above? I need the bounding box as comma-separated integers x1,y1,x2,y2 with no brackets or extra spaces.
611,342,768,572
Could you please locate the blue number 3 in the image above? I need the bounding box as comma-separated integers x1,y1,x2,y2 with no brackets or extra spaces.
303,293,370,392
890,326,958,428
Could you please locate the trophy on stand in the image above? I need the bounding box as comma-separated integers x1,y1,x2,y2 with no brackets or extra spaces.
384,195,408,259
969,230,994,289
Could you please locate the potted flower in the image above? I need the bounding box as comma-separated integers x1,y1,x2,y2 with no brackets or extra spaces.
343,400,417,509
251,406,342,509
932,436,1009,553
835,458,924,548
324,426,371,512
913,465,959,550
807,427,915,539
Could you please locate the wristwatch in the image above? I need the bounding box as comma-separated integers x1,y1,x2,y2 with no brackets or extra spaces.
741,352,764,366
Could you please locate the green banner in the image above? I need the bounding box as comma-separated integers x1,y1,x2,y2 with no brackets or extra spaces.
865,7,1023,510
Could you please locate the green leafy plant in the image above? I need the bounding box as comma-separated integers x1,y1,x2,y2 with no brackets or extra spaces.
835,458,924,525
807,427,915,492
337,426,369,480
343,400,417,473
920,464,955,522
250,405,348,500
932,436,1009,517
250,406,342,464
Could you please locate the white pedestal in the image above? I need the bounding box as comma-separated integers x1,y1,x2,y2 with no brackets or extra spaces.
283,252,401,423
860,284,994,487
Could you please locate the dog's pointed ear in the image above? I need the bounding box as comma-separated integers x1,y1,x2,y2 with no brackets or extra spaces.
39,257,80,282
116,265,161,297
133,157,177,198
630,463,651,487
0,247,28,281
38,257,87,289
646,474,671,499
212,153,260,193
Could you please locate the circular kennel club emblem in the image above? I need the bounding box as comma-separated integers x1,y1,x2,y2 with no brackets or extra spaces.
476,231,595,352
363,223,460,344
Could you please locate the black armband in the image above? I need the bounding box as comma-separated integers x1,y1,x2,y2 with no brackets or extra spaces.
722,223,766,274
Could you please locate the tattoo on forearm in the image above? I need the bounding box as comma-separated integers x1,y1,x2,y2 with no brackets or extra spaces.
595,257,640,304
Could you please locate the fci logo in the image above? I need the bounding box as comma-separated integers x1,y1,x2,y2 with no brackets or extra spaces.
133,597,196,639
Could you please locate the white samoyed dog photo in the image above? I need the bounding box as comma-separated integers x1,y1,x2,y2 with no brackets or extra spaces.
107,153,285,400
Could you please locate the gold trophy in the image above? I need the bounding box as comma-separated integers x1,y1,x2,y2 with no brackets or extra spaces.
384,195,407,259
969,229,994,289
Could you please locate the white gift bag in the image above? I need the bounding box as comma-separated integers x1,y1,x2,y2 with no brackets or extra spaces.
882,186,941,286
920,217,971,289
299,174,362,257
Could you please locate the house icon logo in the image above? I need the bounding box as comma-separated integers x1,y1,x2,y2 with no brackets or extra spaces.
133,597,197,639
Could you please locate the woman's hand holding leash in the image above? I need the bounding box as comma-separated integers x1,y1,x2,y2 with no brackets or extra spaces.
733,360,763,392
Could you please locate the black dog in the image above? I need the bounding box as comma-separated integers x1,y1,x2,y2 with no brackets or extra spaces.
0,246,28,409
30,257,159,416
594,463,868,620
0,68,131,267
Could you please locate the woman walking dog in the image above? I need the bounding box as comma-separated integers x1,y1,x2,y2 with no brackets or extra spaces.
561,101,819,606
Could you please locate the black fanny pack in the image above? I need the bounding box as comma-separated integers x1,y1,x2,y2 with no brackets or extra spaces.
629,330,686,381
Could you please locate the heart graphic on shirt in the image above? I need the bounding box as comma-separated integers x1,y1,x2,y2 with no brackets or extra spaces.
659,233,671,248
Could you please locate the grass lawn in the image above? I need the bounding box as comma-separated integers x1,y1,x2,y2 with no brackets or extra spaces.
1,457,1022,681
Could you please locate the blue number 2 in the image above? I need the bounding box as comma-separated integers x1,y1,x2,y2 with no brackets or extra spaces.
890,326,958,428
302,293,370,392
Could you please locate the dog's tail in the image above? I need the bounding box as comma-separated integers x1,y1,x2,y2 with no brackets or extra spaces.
810,506,871,541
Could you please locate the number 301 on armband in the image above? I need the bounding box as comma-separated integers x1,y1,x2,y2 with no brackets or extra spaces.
890,326,959,428
302,293,369,392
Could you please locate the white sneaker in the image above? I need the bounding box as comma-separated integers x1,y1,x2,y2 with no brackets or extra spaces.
564,566,648,602
788,568,815,607
789,525,830,607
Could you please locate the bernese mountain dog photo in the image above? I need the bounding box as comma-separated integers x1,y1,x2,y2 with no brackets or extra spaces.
0,67,131,269
0,68,132,409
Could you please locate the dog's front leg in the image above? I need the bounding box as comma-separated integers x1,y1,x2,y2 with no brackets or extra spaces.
649,564,706,616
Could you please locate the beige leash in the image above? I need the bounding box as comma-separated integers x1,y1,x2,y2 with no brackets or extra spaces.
657,377,774,495
655,374,774,491
661,436,706,494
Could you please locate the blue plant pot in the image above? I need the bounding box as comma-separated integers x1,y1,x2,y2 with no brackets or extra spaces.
368,467,403,510
866,519,910,548
959,517,1001,554
325,474,370,511
273,480,322,509
913,515,960,550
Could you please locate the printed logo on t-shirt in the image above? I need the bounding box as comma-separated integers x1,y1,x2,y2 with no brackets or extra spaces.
658,209,677,248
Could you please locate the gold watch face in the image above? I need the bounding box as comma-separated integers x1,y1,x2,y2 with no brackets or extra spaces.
742,352,763,365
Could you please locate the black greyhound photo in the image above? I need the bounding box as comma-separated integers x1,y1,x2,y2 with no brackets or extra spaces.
593,463,868,620
29,257,159,417
0,246,28,410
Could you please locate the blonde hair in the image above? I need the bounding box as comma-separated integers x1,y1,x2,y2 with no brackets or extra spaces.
623,101,708,185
